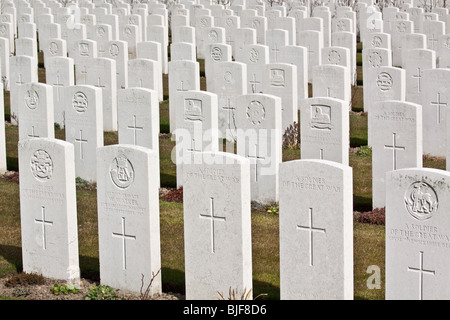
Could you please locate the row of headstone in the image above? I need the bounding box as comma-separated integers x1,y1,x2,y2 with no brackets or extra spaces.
362,45,450,211
9,79,160,183
19,136,450,300
18,136,354,299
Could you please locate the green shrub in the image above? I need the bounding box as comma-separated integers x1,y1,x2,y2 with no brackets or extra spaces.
84,285,122,300
356,145,372,157
50,283,80,295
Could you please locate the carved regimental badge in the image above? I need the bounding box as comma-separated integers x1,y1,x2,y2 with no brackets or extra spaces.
72,92,88,113
110,153,135,189
30,150,53,181
404,181,438,221
246,100,265,125
25,89,39,110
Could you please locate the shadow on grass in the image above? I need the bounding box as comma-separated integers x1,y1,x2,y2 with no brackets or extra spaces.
79,255,100,282
6,156,18,172
159,267,280,300
350,137,368,148
161,267,185,296
160,173,176,188
160,122,170,134
353,195,372,212
0,244,22,274
252,279,280,300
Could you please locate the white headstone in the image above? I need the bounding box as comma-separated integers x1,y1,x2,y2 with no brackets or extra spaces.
84,57,117,131
175,90,219,188
386,168,450,299
64,85,104,182
100,40,129,90
128,58,160,100
297,30,322,83
183,152,252,300
262,63,298,133
235,44,269,95
370,100,422,209
279,159,353,300
404,49,436,106
18,138,80,286
118,87,160,186
10,55,38,124
300,97,350,165
18,83,55,141
96,144,161,296
45,56,75,128
208,61,247,141
168,60,200,134
235,93,282,204
421,69,450,157
366,66,405,146
312,64,351,107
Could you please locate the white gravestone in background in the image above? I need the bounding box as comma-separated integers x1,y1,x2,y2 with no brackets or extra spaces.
18,83,55,141
118,87,160,186
421,69,450,158
300,97,350,166
64,85,104,183
175,90,219,188
370,100,422,210
235,93,282,204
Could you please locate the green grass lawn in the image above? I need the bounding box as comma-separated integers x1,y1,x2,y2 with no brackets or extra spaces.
0,43,446,301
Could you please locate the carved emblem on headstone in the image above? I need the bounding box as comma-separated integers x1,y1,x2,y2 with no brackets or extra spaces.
110,153,134,189
376,72,393,91
184,99,204,121
30,149,53,181
310,105,332,130
96,26,106,37
368,52,382,67
208,30,218,42
270,69,285,87
72,92,88,113
404,181,438,221
25,89,39,110
246,100,265,125
49,42,59,55
371,36,383,48
327,50,341,64
211,46,222,61
249,48,259,63
79,42,90,56
109,43,120,57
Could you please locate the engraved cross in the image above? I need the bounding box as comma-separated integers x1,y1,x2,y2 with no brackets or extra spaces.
199,197,226,253
412,67,422,93
127,115,144,145
247,142,265,182
27,126,39,138
297,207,326,266
53,74,64,101
384,132,405,170
35,206,53,250
75,129,88,160
112,217,136,270
249,73,260,94
431,92,447,124
408,251,435,300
